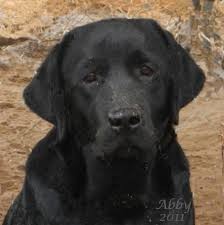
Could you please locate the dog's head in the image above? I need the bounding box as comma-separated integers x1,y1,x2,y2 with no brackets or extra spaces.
23,19,205,211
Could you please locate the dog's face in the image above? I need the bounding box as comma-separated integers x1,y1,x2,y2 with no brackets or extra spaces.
23,19,205,211
63,21,171,158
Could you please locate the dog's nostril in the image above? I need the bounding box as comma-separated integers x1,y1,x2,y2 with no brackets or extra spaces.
129,115,141,127
109,117,122,128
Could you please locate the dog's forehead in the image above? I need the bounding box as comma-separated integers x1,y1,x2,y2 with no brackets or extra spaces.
81,22,146,56
62,19,167,72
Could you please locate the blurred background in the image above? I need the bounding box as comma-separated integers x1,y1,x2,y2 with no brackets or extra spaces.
0,0,223,224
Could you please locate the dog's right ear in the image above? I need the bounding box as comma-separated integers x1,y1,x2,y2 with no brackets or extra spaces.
23,44,61,124
23,32,77,141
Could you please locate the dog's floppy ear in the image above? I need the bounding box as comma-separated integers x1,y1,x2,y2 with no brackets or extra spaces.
23,44,60,124
23,33,73,139
148,20,205,124
164,30,205,109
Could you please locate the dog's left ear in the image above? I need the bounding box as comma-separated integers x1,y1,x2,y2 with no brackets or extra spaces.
148,20,205,124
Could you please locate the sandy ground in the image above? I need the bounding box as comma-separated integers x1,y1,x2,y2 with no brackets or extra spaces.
0,1,224,225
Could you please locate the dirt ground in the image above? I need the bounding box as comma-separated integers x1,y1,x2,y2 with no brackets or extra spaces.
0,1,224,225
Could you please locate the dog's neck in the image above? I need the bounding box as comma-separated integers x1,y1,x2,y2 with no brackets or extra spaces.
79,129,188,219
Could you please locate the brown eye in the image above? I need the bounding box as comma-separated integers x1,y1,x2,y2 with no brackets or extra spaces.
83,72,97,83
140,65,154,77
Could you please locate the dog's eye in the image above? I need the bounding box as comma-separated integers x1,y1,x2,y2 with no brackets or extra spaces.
83,72,97,83
140,65,154,77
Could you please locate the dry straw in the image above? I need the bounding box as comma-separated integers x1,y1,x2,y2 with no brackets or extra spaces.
72,0,193,18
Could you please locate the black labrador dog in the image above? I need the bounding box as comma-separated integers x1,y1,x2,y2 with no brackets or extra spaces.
3,18,205,225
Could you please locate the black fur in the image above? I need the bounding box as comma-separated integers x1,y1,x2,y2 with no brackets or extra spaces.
3,18,205,225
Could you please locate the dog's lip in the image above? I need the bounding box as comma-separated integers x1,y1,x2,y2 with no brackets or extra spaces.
114,145,142,159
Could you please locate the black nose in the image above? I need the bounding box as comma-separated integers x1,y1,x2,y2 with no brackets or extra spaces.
108,108,142,131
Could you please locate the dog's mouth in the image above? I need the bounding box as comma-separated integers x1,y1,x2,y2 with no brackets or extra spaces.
104,145,144,161
90,142,152,173
96,144,151,170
